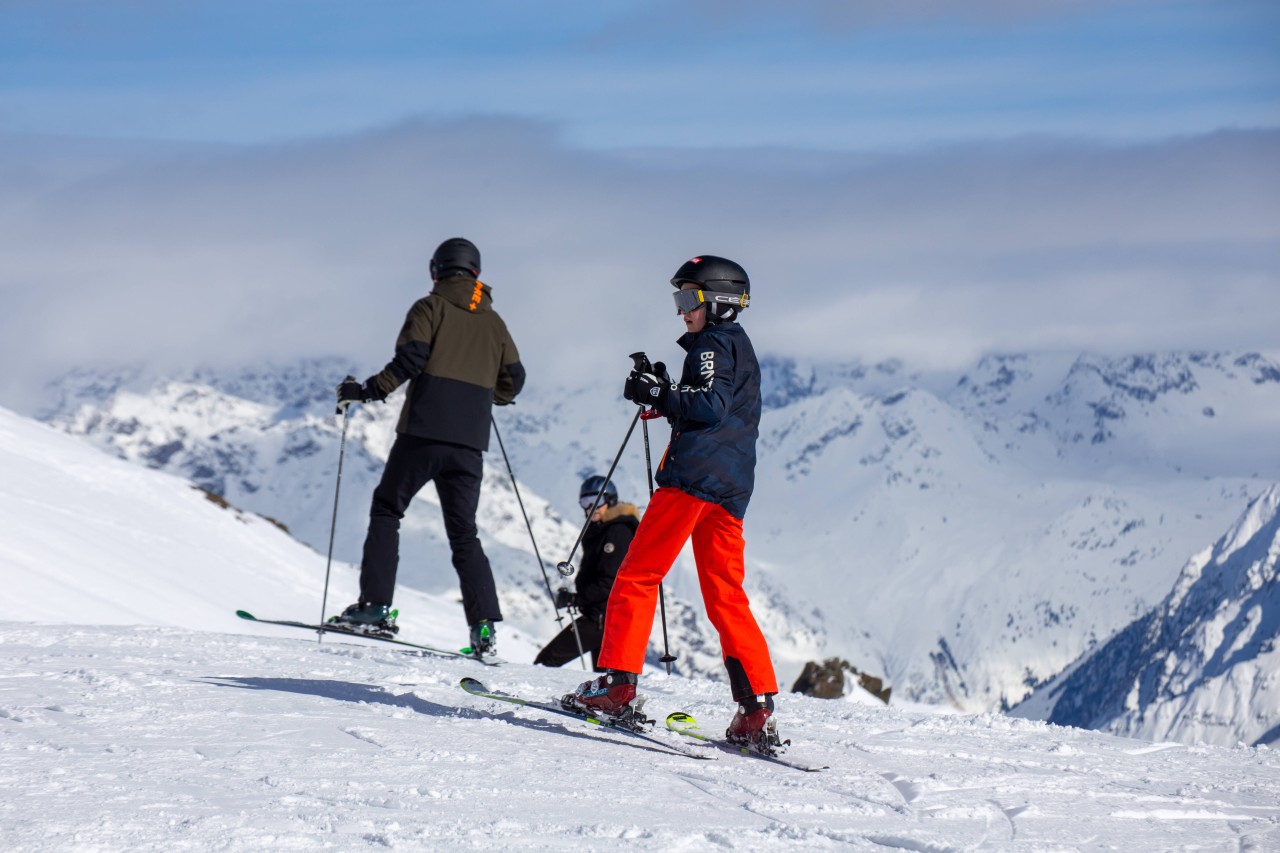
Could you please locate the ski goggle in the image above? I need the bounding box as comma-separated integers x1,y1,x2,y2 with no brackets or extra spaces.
580,495,605,511
672,289,749,314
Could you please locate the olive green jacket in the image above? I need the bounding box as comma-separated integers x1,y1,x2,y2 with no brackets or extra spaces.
366,273,525,451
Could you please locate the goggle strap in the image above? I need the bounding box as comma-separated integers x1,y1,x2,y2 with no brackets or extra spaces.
674,290,747,311
708,293,749,308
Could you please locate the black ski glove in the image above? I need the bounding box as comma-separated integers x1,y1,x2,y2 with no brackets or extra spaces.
624,371,669,412
554,587,577,610
336,376,379,413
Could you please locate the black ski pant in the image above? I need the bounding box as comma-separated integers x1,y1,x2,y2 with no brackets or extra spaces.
534,614,606,671
359,433,501,626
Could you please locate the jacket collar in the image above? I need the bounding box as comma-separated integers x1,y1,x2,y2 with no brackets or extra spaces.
433,273,492,313
677,320,739,351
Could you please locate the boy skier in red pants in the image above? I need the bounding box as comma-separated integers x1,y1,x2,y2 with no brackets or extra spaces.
562,255,783,754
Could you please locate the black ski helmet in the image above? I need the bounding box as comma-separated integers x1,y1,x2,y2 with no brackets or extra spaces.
579,475,618,510
430,237,481,280
670,255,750,322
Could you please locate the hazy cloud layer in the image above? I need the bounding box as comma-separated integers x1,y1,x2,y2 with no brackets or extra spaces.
2,121,1277,409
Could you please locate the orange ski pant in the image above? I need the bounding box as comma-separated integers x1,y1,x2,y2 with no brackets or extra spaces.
597,486,778,698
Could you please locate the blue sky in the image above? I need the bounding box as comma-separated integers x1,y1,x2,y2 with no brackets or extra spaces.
3,0,1276,148
1,1,1278,405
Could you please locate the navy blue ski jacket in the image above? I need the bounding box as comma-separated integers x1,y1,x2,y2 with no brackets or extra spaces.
654,321,761,519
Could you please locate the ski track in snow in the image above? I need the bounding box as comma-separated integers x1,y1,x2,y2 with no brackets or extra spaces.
3,623,1278,851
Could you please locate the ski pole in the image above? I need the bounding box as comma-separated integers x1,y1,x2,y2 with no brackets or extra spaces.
319,388,354,641
633,357,678,675
491,414,588,668
556,407,642,578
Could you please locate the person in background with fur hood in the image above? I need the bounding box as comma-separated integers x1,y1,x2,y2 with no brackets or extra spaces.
535,475,639,671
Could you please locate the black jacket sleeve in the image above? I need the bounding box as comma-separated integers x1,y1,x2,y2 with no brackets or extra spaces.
495,359,526,404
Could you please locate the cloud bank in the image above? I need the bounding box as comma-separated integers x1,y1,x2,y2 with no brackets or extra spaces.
1,120,1277,410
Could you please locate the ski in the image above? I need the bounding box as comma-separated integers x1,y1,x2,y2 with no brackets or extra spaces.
665,711,828,772
235,610,503,666
459,677,711,761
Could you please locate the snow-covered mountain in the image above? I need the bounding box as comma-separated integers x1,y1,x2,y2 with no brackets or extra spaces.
38,349,1280,720
743,350,1280,714
1015,484,1280,748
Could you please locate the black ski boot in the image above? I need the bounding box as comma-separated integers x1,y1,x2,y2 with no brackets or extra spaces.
328,602,399,637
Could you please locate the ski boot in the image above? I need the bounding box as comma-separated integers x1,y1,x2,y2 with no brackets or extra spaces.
328,602,399,637
726,693,787,755
462,619,497,660
561,670,648,729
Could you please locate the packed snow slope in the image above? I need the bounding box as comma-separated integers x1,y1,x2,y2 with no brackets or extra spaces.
0,405,541,660
39,351,1280,717
1016,484,1280,748
5,622,1280,852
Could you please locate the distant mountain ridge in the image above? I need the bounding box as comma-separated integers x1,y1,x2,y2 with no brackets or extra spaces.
1015,484,1280,747
40,349,1280,730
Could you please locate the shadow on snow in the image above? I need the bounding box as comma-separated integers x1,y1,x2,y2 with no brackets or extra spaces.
198,676,675,757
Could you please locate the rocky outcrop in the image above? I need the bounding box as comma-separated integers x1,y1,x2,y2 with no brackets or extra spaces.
792,657,891,704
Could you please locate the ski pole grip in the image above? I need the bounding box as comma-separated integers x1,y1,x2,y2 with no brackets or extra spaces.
336,375,358,416
629,351,653,374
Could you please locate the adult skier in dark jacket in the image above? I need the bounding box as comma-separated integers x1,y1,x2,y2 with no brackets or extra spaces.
330,237,525,659
563,255,783,755
535,475,639,670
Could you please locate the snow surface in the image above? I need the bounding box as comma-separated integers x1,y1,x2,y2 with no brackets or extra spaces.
5,623,1280,851
4,400,1280,849
0,405,540,662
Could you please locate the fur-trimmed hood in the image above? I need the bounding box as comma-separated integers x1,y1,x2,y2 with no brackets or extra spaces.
598,501,641,525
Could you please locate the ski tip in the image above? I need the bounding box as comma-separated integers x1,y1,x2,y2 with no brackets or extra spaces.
235,610,255,620
666,711,697,730
459,676,487,693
